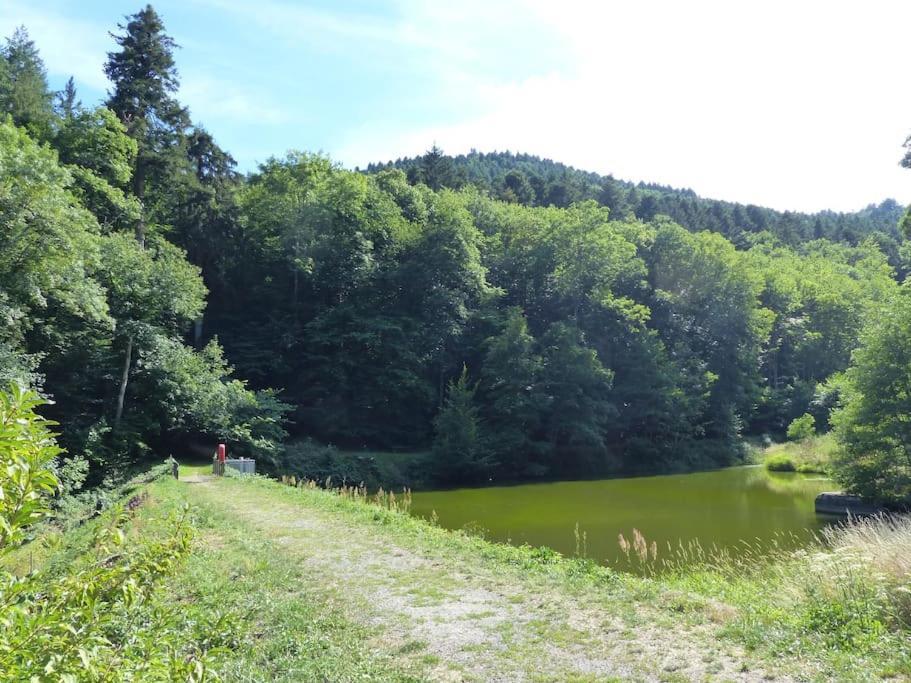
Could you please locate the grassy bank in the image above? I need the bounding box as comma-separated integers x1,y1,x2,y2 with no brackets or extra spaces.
662,516,911,679
12,463,911,681
757,434,836,474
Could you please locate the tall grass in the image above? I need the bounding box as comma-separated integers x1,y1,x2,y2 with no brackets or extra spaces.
643,513,911,657
279,474,413,514
810,514,911,628
761,434,836,474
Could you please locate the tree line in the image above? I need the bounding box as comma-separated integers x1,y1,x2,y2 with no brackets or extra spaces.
367,149,905,263
1,6,910,501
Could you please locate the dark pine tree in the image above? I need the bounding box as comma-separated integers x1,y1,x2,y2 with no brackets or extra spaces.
419,144,458,191
104,4,188,244
0,27,54,139
55,76,80,118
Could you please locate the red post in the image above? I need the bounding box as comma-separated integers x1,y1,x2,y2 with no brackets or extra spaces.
217,443,226,463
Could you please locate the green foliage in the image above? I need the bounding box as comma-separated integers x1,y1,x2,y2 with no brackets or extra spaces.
0,8,907,496
0,119,109,376
761,434,834,474
648,221,770,442
99,232,206,329
0,385,60,553
0,508,205,681
830,287,911,504
499,169,535,204
787,413,816,441
539,323,616,472
104,5,187,165
0,385,212,679
748,238,896,434
370,150,904,244
0,467,224,680
764,453,796,472
480,308,547,475
0,69,283,479
280,438,378,486
414,144,462,191
0,27,54,140
55,106,141,231
55,76,79,118
216,149,900,484
139,336,289,460
55,106,137,187
433,367,490,483
54,453,90,500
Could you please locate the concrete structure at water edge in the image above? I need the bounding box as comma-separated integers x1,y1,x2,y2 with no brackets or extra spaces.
224,458,256,475
815,491,885,517
211,442,256,476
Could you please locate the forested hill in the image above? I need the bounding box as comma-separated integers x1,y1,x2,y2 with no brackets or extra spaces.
366,150,905,248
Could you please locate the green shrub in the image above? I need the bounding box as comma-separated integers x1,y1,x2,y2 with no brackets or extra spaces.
0,507,208,680
0,384,60,553
281,438,381,487
0,385,215,680
764,453,796,472
786,413,816,442
762,434,834,474
828,292,911,504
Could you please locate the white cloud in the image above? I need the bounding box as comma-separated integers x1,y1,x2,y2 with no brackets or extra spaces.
7,0,911,212
337,0,911,212
179,73,289,127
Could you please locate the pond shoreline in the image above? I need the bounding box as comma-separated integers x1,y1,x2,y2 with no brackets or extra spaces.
815,491,891,516
411,465,834,573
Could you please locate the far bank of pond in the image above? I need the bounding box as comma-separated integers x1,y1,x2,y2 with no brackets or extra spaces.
410,466,833,571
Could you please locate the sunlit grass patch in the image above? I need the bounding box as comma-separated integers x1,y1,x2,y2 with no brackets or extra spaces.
761,434,836,474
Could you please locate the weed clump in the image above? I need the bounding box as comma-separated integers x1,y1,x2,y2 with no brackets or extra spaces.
764,453,796,472
760,434,834,474
661,513,911,673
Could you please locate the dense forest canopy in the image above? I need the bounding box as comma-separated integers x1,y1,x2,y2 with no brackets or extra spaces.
367,150,905,259
1,5,910,500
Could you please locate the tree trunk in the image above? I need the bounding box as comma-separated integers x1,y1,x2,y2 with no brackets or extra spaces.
132,158,147,247
114,335,133,430
292,268,299,318
194,316,204,347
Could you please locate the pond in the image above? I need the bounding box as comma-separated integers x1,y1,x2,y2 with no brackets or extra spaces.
410,466,834,572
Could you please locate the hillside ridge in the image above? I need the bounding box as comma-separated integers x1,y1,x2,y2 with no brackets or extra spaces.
367,149,904,246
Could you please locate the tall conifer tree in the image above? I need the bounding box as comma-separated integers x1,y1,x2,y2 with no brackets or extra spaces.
104,4,187,245
0,27,54,139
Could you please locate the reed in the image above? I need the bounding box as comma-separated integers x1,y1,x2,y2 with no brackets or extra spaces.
616,528,658,572
573,522,587,559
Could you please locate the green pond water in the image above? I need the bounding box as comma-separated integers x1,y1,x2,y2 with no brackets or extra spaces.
410,466,834,571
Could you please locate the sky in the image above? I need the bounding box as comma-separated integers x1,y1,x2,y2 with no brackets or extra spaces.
2,0,911,213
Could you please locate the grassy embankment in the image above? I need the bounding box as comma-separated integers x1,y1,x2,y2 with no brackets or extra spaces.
8,463,911,681
755,434,836,474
